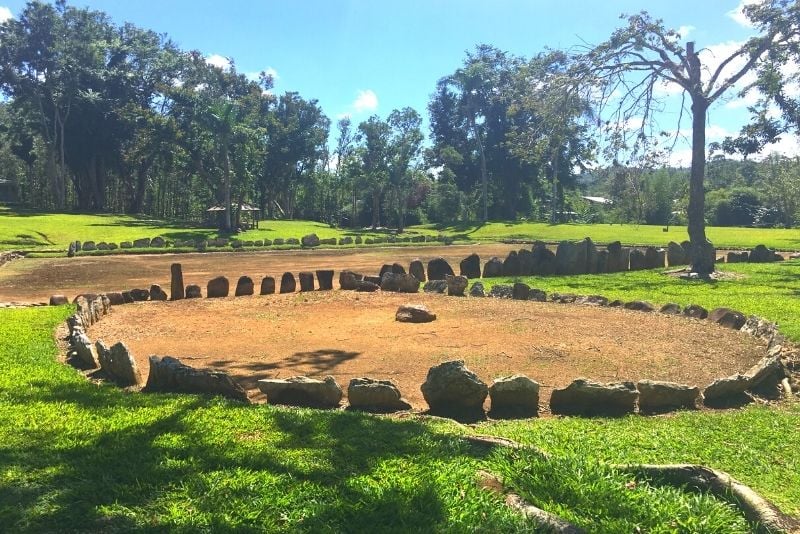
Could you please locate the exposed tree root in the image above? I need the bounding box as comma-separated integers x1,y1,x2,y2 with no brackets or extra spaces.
465,434,799,533
477,470,585,533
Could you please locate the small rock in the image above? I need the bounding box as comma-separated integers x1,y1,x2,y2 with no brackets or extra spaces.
708,307,746,330
49,295,68,306
186,285,202,298
347,377,411,412
624,300,655,312
354,279,380,292
469,282,486,297
489,375,539,417
257,376,342,408
488,285,513,299
446,274,468,296
423,280,447,293
683,304,708,319
105,292,125,305
72,332,99,368
659,303,681,315
396,304,436,323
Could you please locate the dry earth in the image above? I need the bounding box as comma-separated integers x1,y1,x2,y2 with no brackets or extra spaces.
86,290,766,411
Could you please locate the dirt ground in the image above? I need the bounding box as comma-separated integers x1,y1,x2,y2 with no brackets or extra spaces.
86,290,766,411
0,244,522,302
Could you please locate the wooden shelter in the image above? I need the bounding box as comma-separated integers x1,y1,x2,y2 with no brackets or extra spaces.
206,203,261,230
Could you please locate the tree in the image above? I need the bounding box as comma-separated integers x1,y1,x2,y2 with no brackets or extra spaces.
386,107,423,231
576,3,800,273
356,115,391,228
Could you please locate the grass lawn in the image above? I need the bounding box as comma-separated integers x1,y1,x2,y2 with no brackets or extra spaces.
2,206,799,253
2,265,799,530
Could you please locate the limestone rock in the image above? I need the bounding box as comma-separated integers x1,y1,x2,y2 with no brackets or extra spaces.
298,272,315,292
708,307,746,330
207,277,229,298
460,253,481,279
421,360,488,416
427,257,455,281
280,272,296,293
150,284,168,301
96,341,142,387
469,282,486,297
550,379,638,416
347,377,411,412
445,274,468,296
257,375,342,408
235,276,254,296
145,355,249,402
316,270,334,290
170,263,184,300
423,279,447,293
396,304,436,323
186,285,202,298
260,276,276,295
637,380,700,412
489,375,539,416
482,257,504,278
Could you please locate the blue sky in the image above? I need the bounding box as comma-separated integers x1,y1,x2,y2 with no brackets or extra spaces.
1,0,795,162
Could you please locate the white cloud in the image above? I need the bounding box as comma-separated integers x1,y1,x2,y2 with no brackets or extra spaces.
727,0,759,28
263,67,279,81
0,6,12,22
352,89,378,113
677,25,695,39
206,54,231,71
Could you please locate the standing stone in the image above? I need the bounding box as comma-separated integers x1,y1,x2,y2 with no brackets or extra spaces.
170,263,185,300
502,251,521,276
260,276,276,295
150,285,168,301
409,259,426,282
186,285,202,298
606,241,629,273
512,282,530,300
207,277,229,298
629,249,647,271
667,241,687,266
316,270,334,290
445,274,468,296
339,271,361,290
595,250,609,273
49,295,68,306
459,253,481,279
708,307,746,329
391,262,406,275
133,237,150,248
749,244,776,263
555,240,584,275
528,288,547,302
583,238,599,274
119,241,132,249
421,360,488,418
550,378,638,416
129,288,150,301
531,243,557,275
83,241,97,251
235,276,254,296
381,272,403,292
517,249,534,276
379,264,393,279
298,272,315,292
427,257,455,281
150,236,166,248
347,378,411,412
644,246,661,269
683,304,708,319
482,257,504,278
280,272,296,293
67,242,76,257
96,341,142,387
489,375,540,417
145,356,249,402
469,282,486,297
72,332,99,368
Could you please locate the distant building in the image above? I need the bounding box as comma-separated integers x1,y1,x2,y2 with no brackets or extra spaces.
581,196,612,205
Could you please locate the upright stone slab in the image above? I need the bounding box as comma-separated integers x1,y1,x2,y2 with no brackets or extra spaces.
409,259,426,282
629,249,647,271
644,246,661,269
502,251,521,276
482,257,504,278
207,277,229,298
170,263,185,300
459,253,481,279
517,249,534,276
708,307,746,330
667,241,687,266
556,240,587,275
235,276,254,296
379,264,393,279
151,236,166,248
531,243,556,275
260,276,276,295
150,284,168,301
749,244,776,263
427,257,455,281
391,262,406,275
445,275,468,296
582,238,598,274
637,380,700,412
96,341,142,387
186,285,202,298
605,241,628,273
298,272,315,292
316,270,334,290
133,237,150,248
280,272,296,293
595,249,609,273
489,375,540,417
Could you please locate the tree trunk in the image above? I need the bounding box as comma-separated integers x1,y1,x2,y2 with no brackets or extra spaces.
471,117,489,223
688,94,715,275
371,190,380,229
221,145,232,232
549,148,560,224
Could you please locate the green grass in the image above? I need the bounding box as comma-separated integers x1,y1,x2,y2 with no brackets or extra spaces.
3,206,799,253
2,303,799,531
480,259,800,341
421,221,800,250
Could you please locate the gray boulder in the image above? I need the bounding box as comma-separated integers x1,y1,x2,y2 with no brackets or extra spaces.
659,303,681,315
130,288,150,301
703,374,752,405
207,277,229,298
488,284,513,299
749,244,776,263
151,236,166,248
257,375,342,408
460,253,481,279
347,377,411,412
482,257,504,278
708,307,746,330
624,300,655,312
72,332,99,368
421,360,488,417
446,274,468,296
339,271,360,290
528,288,547,302
489,375,540,416
96,341,142,387
637,380,700,412
145,356,249,402
301,233,320,247
396,304,436,323
150,284,168,301
469,282,486,297
133,237,150,248
83,241,97,251
380,272,403,292
427,257,455,281
186,285,202,298
235,276,254,296
285,238,300,245
683,304,708,319
49,295,68,306
512,282,530,300
550,379,638,416
727,251,749,263
423,279,447,294
354,279,380,292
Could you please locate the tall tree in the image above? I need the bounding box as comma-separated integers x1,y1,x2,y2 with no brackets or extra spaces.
386,107,423,231
576,3,800,274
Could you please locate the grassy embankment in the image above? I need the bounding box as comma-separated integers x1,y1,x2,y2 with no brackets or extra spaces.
2,262,799,531
2,206,798,253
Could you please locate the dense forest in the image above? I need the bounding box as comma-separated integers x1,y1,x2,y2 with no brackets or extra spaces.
1,1,799,232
